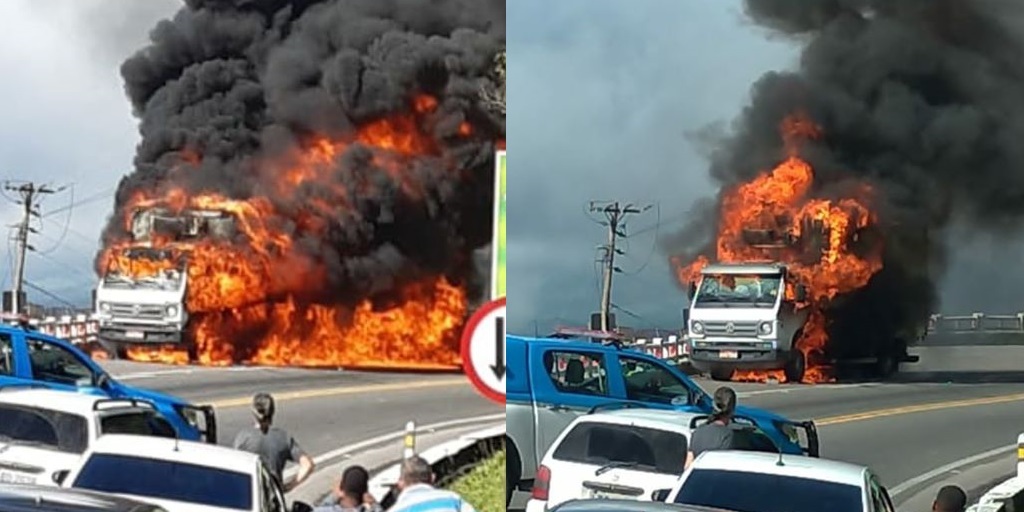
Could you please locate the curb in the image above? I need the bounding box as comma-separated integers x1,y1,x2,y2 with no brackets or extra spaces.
368,423,506,509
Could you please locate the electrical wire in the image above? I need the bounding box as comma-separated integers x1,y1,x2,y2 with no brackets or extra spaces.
35,184,75,256
620,202,661,275
23,280,77,308
42,186,114,217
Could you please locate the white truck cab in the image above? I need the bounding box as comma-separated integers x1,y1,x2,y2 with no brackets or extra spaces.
685,262,810,382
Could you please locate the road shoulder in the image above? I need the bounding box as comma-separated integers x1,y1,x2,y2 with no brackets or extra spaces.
895,451,1016,511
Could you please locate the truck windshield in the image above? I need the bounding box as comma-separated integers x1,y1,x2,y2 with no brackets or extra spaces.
103,249,185,290
695,273,781,308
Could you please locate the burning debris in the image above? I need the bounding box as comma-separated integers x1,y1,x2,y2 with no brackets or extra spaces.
95,0,504,368
669,0,1024,382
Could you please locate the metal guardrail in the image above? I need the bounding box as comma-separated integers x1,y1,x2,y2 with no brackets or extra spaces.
966,433,1024,512
928,313,1024,334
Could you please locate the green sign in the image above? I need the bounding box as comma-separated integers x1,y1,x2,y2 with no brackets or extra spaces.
493,150,506,299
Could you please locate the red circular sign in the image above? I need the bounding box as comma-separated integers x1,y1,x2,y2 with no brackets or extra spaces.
460,297,506,405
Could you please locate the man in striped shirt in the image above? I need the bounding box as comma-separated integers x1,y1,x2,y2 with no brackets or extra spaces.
388,456,476,512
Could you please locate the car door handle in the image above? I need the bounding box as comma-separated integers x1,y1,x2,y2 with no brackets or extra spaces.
546,404,570,412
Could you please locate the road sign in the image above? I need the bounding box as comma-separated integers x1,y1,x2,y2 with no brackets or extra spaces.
461,297,505,404
491,150,505,300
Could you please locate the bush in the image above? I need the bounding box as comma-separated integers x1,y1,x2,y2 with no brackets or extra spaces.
446,450,504,512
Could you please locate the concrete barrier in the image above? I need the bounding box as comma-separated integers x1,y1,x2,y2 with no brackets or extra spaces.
368,423,505,509
967,434,1024,512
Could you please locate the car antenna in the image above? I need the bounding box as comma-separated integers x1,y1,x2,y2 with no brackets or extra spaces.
775,439,785,467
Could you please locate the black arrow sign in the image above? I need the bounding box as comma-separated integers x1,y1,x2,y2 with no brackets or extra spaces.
490,315,506,380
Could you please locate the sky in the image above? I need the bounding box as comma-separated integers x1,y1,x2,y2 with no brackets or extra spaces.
507,0,1024,335
0,0,180,309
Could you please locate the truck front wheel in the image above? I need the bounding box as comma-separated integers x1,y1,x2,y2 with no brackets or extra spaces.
710,368,734,382
784,350,807,384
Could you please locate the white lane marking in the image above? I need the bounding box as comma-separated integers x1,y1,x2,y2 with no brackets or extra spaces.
890,444,1016,497
283,412,506,487
736,383,880,397
115,369,196,381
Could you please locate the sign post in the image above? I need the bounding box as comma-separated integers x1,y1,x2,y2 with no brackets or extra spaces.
461,297,505,404
492,150,506,300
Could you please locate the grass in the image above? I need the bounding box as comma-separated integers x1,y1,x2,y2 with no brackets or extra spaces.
446,450,505,512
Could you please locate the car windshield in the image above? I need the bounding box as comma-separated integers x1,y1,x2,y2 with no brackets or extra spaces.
695,273,781,308
99,411,178,439
0,404,88,454
72,454,252,511
673,468,863,512
553,422,687,474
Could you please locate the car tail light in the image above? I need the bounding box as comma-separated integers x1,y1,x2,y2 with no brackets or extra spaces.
532,464,551,501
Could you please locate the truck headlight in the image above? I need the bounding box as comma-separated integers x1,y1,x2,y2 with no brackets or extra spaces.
759,321,773,335
690,321,704,335
100,303,111,313
166,305,179,317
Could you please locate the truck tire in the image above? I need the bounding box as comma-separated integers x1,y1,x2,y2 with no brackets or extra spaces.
506,438,520,507
784,350,806,384
710,368,734,382
874,354,897,380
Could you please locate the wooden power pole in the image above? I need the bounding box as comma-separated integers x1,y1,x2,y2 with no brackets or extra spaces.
589,201,650,332
5,182,59,314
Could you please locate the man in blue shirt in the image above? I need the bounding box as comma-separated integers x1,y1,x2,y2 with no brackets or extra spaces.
389,456,476,512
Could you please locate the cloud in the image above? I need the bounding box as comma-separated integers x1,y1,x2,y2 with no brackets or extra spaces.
0,0,180,309
508,0,797,334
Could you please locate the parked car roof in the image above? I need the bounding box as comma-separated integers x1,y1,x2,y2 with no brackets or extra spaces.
0,484,166,512
550,499,736,512
691,450,867,486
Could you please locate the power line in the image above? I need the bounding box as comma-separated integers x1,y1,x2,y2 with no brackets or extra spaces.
620,202,661,276
34,184,75,256
588,200,652,332
22,280,77,308
42,186,114,217
4,181,66,314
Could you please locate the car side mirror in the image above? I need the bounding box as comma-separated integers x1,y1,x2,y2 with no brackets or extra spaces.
95,372,111,389
795,285,807,302
652,489,671,502
290,502,312,512
52,470,70,486
689,387,703,407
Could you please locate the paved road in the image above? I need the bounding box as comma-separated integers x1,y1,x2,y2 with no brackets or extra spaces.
102,346,1024,509
100,361,502,466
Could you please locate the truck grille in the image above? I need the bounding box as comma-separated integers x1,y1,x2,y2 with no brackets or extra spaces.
109,303,166,320
703,321,760,337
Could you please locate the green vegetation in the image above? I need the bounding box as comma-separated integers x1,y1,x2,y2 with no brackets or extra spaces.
447,450,505,512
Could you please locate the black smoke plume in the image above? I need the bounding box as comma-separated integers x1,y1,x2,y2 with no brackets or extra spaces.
668,0,1024,357
97,0,504,307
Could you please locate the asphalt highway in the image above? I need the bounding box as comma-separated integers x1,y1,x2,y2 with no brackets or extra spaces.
102,343,1024,509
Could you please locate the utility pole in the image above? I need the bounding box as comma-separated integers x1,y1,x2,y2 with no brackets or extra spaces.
589,201,650,332
5,182,59,315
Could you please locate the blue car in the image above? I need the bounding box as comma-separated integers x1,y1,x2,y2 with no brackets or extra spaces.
505,334,819,504
0,322,216,443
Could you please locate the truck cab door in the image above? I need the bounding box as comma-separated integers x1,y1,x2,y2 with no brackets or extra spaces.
530,347,611,465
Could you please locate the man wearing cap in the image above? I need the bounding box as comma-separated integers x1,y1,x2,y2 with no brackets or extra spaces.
233,393,316,491
684,386,738,470
932,485,967,512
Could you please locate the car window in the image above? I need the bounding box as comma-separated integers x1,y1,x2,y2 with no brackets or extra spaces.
0,404,89,454
619,355,692,404
543,351,609,396
26,338,93,386
674,468,863,512
100,411,178,439
552,421,687,474
0,334,13,376
728,426,780,454
72,453,253,511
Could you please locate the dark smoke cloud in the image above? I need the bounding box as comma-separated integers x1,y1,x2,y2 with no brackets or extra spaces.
99,0,504,307
667,0,1024,352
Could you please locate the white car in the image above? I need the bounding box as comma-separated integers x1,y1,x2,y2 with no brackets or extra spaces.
60,434,311,512
523,409,717,512
664,450,896,512
0,388,178,486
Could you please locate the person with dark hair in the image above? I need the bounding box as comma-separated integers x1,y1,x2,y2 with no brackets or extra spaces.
315,466,381,512
684,386,738,470
933,485,968,512
233,392,315,491
389,456,476,512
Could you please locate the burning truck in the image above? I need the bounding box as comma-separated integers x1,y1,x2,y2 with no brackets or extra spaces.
676,113,924,383
95,207,237,361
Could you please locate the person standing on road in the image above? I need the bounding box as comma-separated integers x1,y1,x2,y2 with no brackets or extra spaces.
233,392,316,491
315,466,381,512
388,456,476,512
932,485,967,512
684,386,738,470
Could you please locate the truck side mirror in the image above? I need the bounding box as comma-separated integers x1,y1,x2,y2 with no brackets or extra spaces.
682,308,690,326
687,282,697,299
795,285,807,302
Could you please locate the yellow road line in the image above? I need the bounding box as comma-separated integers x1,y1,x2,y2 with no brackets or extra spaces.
207,377,468,409
817,392,1024,426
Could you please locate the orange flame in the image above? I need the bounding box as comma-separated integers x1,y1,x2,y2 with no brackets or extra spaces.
675,112,881,383
102,94,480,369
